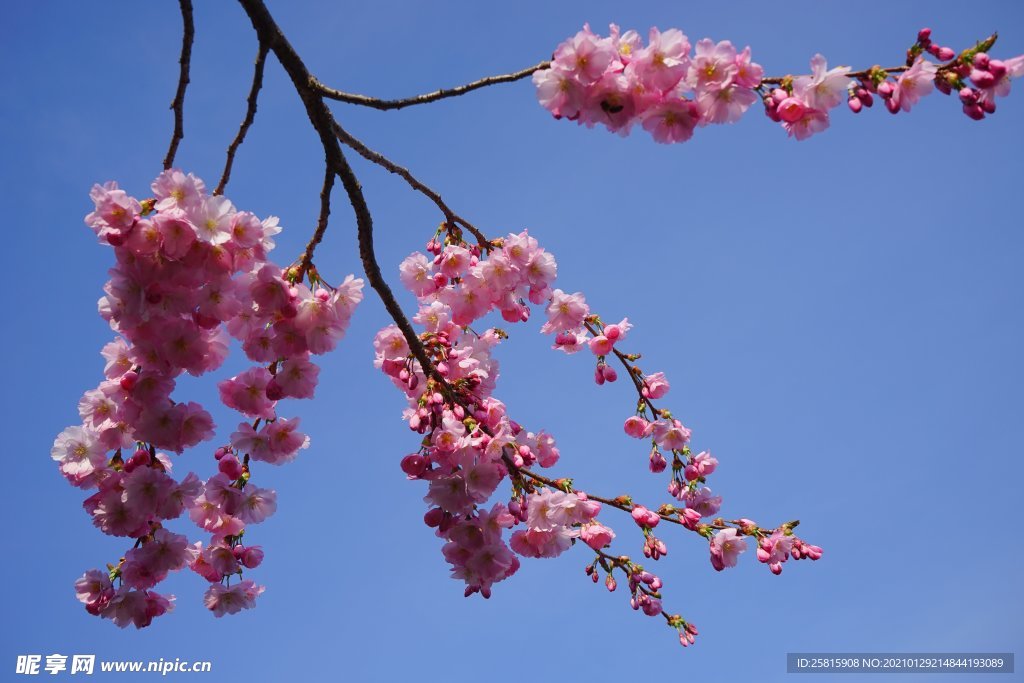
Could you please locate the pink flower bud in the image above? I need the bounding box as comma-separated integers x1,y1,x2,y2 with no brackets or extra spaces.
649,450,667,473
218,454,244,479
847,96,863,113
264,378,285,401
963,103,985,120
214,447,227,460
124,448,150,473
877,81,894,98
241,546,264,568
981,98,996,114
601,365,618,382
959,87,979,104
776,97,807,123
988,59,1008,80
917,28,932,43
970,69,996,89
885,97,900,114
771,88,789,105
423,507,445,527
631,505,660,528
681,508,702,530
936,46,955,61
119,370,139,391
593,367,605,385
973,52,990,69
400,454,428,477
605,574,617,591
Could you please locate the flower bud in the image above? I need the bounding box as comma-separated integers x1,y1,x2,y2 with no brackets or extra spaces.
400,453,428,477
970,69,996,89
962,103,985,120
649,450,667,473
124,448,150,473
423,507,445,527
241,546,264,568
265,378,285,401
119,370,139,392
218,454,244,480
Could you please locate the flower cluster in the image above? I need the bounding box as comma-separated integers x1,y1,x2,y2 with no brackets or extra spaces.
378,221,822,647
54,170,362,627
382,228,611,597
533,24,763,143
539,25,1023,143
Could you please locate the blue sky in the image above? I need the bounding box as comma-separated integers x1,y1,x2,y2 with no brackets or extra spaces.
2,1,1022,681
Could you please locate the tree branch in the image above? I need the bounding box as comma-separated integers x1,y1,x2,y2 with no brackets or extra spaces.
313,61,550,110
237,0,443,388
331,122,490,248
215,41,270,196
162,0,194,170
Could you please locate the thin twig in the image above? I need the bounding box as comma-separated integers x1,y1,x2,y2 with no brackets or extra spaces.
162,0,194,170
332,122,490,248
314,61,550,110
295,166,335,280
759,64,912,87
215,41,270,196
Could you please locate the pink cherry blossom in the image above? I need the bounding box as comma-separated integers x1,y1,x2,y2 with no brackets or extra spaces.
204,580,265,617
893,58,938,112
542,289,589,333
709,528,747,570
641,99,700,144
793,54,851,110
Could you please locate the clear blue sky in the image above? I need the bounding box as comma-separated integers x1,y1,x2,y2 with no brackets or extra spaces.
2,1,1022,681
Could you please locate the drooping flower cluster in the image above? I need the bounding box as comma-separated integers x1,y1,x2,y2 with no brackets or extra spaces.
381,228,616,597
533,24,763,143
539,26,1023,143
55,170,362,627
378,221,822,646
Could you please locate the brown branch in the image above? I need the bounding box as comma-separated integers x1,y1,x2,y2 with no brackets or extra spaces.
516,465,685,529
162,0,194,170
313,61,550,110
237,0,442,388
331,122,490,248
759,64,909,87
294,165,334,281
215,41,270,196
